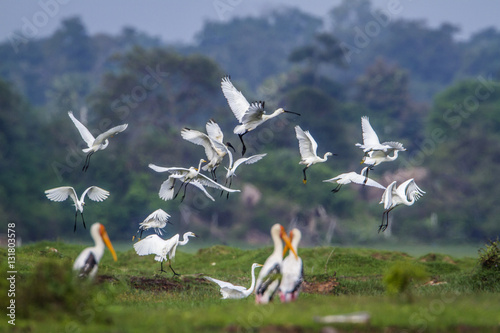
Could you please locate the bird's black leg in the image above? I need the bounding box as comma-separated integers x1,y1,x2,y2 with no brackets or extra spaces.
169,262,180,277
379,209,391,233
82,151,94,172
180,179,192,202
173,180,186,199
331,184,342,193
74,211,78,232
211,168,217,182
81,212,86,229
239,132,247,156
160,261,166,273
226,177,233,199
302,167,309,184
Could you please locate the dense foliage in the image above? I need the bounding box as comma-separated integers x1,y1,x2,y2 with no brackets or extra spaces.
1,0,500,244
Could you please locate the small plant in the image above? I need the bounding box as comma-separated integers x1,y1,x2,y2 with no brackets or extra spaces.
478,237,500,270
383,261,428,301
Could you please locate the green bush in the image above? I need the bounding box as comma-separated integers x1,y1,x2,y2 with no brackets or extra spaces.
478,237,500,270
383,261,428,299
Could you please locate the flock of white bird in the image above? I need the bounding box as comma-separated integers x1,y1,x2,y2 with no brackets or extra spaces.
43,75,425,304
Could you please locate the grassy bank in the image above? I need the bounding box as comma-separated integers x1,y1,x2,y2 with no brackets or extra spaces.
2,241,499,332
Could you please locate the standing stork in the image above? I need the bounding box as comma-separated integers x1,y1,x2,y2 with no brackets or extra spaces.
73,223,117,279
221,76,300,156
255,224,297,304
279,228,303,303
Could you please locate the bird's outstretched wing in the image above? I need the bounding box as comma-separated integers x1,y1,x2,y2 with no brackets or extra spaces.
181,128,219,162
149,164,190,175
379,141,406,152
45,186,78,204
158,177,176,201
68,111,95,148
241,101,265,124
401,178,425,201
221,76,250,123
356,116,380,149
206,119,224,143
295,126,318,159
188,181,216,201
232,154,267,173
204,276,238,290
142,209,171,225
194,173,241,192
93,124,128,146
133,234,165,256
380,181,397,209
81,186,110,202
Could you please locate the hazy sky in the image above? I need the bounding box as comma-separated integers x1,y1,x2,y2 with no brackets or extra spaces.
1,0,499,45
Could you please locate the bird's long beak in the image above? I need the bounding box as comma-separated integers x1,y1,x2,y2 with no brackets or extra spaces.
280,228,298,259
284,110,301,116
100,225,118,261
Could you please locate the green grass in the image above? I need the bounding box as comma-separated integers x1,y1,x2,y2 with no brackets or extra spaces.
3,242,500,332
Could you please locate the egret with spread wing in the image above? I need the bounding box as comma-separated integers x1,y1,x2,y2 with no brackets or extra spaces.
181,119,235,181
323,167,386,193
68,111,128,172
379,178,425,232
279,228,303,303
133,232,197,276
255,224,297,304
204,263,263,299
221,76,300,156
44,186,109,232
134,209,172,240
149,159,240,202
355,116,405,182
73,223,117,279
295,125,335,184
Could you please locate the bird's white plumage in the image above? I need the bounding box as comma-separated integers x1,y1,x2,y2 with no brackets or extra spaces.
204,263,262,299
149,160,240,201
138,209,171,236
279,229,303,303
221,76,251,123
323,167,386,190
295,125,333,167
44,186,110,212
73,223,117,279
355,116,406,153
68,111,128,153
380,178,425,210
229,154,267,178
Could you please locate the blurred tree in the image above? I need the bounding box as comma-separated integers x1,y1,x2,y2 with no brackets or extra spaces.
425,79,500,240
458,27,500,80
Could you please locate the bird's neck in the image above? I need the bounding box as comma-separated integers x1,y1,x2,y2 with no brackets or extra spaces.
321,153,330,161
179,234,190,246
271,234,283,258
248,266,258,293
388,150,399,160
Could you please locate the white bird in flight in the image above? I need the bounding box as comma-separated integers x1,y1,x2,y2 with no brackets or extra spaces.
279,228,304,303
323,167,386,193
134,232,197,276
68,111,128,172
204,263,263,299
295,125,335,184
73,222,117,279
181,119,235,181
44,186,109,232
134,209,172,240
379,178,425,232
355,116,405,181
221,76,300,156
149,159,240,202
255,224,297,304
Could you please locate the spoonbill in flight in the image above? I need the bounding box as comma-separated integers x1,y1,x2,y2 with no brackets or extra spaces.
221,76,300,156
